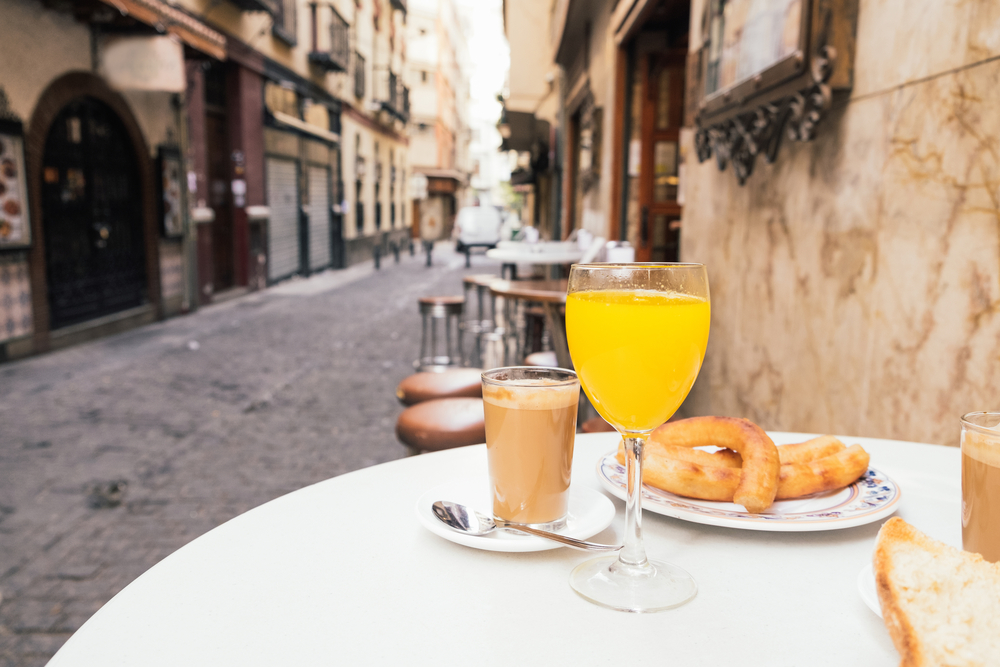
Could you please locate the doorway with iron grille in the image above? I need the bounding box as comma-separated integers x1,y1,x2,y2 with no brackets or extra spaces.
41,96,147,330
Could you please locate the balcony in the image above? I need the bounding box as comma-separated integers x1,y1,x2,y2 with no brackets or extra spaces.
309,7,350,72
373,68,409,123
228,0,277,12
390,0,406,12
353,52,366,99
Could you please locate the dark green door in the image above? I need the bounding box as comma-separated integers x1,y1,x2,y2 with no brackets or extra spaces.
42,97,147,330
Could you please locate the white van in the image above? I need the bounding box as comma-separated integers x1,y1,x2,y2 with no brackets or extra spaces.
454,206,502,251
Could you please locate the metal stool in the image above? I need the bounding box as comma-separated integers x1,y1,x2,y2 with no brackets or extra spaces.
460,274,498,367
417,295,465,371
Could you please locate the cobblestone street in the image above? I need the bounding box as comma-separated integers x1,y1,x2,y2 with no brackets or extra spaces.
0,245,490,666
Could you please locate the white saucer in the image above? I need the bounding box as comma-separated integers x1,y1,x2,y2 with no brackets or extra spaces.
415,478,616,552
857,563,882,618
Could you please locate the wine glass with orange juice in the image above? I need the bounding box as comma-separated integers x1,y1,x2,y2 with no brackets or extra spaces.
566,263,710,612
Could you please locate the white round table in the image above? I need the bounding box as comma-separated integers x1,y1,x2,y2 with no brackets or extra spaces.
485,248,584,279
49,432,959,666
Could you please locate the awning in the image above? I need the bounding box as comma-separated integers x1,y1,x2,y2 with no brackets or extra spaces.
413,167,467,184
99,0,227,61
500,111,549,154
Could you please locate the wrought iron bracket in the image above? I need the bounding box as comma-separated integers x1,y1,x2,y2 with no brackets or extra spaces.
695,46,837,185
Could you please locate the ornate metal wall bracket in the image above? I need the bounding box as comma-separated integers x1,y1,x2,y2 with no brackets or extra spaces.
695,46,837,185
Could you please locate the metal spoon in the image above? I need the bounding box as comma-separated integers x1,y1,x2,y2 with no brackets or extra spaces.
432,500,621,552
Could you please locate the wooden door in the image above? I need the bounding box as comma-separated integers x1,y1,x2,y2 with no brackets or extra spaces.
635,51,685,262
206,111,234,291
42,97,147,329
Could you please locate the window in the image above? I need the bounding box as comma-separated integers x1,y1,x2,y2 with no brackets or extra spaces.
355,180,364,233
355,134,364,233
272,0,297,45
354,51,366,99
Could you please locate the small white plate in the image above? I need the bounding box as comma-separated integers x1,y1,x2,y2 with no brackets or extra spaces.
858,563,882,618
596,450,901,532
415,477,616,552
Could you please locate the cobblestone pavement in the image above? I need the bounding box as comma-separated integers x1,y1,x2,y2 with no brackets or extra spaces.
0,243,495,666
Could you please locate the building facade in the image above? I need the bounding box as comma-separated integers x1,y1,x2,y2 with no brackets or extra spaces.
0,0,212,360
0,0,409,361
406,0,471,242
505,0,1000,445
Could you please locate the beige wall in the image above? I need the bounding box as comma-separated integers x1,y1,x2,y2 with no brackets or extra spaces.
341,116,408,238
681,0,1000,446
3,1,89,121
3,0,176,156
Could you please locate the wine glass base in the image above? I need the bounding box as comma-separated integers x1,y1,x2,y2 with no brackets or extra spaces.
569,555,697,613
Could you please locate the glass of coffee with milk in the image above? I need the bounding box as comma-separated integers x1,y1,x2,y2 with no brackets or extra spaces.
961,412,1000,563
481,367,580,531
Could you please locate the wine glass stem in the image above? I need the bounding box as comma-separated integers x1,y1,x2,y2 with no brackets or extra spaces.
618,435,650,570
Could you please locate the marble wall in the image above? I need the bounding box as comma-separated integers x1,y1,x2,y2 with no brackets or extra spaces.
681,0,1000,446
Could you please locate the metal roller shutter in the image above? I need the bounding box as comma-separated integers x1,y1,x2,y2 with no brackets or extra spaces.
266,157,300,281
307,166,331,271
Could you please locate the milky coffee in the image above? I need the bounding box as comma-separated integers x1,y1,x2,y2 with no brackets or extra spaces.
483,371,579,528
962,424,1000,563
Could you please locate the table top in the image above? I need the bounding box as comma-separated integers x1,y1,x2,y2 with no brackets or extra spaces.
488,279,568,303
49,432,959,667
486,248,584,264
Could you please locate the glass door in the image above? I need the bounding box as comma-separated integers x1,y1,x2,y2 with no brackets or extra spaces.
635,51,685,262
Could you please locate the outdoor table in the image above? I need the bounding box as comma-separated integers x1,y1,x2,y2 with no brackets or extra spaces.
488,279,569,368
485,247,583,279
48,431,957,667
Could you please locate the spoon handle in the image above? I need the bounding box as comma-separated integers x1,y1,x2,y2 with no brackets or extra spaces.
495,520,622,552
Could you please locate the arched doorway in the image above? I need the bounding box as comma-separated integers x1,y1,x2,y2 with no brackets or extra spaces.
41,97,147,329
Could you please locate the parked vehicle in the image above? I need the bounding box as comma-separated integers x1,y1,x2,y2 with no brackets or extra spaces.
454,206,502,252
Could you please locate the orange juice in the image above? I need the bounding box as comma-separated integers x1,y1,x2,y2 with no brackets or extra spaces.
566,289,710,432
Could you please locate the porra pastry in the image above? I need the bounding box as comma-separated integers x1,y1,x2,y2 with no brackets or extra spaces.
873,517,1000,667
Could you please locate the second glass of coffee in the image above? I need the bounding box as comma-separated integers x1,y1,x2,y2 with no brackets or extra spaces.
961,411,1000,563
482,367,580,531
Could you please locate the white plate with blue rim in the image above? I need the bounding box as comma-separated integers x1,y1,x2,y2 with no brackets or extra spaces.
596,450,902,532
416,476,616,552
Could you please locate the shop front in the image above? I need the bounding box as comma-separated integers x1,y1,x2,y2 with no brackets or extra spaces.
0,0,226,360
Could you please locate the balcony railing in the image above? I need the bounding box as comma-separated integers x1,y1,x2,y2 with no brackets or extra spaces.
309,7,350,72
229,0,277,13
354,52,366,99
373,68,409,123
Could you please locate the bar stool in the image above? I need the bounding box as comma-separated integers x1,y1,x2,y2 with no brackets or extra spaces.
396,368,483,406
396,397,486,455
461,274,497,329
459,275,497,367
523,351,558,367
581,416,616,433
416,295,464,371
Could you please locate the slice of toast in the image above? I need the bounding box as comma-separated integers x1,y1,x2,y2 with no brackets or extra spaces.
873,517,1000,667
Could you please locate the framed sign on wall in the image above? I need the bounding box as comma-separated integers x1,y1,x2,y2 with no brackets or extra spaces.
0,120,32,249
157,145,184,238
690,0,859,184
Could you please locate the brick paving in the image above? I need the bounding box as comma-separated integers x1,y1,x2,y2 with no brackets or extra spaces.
0,244,493,666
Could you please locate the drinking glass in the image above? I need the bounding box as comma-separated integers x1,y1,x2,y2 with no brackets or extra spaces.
565,263,710,612
482,367,580,531
961,412,1000,562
